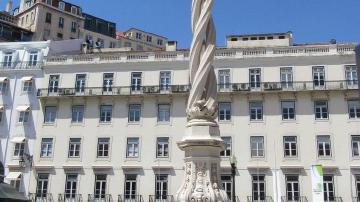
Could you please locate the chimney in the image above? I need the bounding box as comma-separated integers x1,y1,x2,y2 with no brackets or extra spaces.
166,41,177,51
5,0,13,13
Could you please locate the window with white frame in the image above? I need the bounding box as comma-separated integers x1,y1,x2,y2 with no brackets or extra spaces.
97,138,110,158
22,78,33,93
314,101,328,120
131,72,142,91
71,22,77,33
284,136,297,157
68,138,81,158
128,104,141,123
36,174,49,198
124,174,137,199
75,74,86,93
135,32,142,39
158,104,170,123
157,39,163,46
345,65,358,86
323,176,335,201
155,174,168,200
348,100,360,119
317,135,331,157
281,101,295,120
28,51,38,66
72,105,84,123
40,138,53,158
48,75,59,93
46,0,52,5
250,136,264,158
146,35,152,42
313,66,325,88
286,175,300,201
102,73,113,92
65,174,78,199
220,137,231,157
250,68,261,89
221,175,232,199
250,101,263,121
71,6,77,15
18,110,30,123
355,175,360,199
44,106,57,123
160,71,171,90
94,174,107,199
252,175,266,201
280,67,293,88
219,102,231,121
100,105,112,123
10,175,21,191
156,137,169,158
13,142,25,157
3,52,13,67
59,2,65,10
218,69,230,90
352,136,360,157
126,138,139,158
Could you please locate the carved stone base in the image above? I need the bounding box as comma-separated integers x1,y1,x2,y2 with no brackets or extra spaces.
175,125,229,202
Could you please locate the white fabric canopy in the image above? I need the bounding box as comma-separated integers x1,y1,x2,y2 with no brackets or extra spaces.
21,76,33,81
0,77,8,82
10,137,26,143
5,172,22,180
16,106,30,111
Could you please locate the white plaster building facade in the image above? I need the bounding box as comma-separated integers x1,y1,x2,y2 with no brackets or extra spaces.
26,41,360,202
0,39,82,197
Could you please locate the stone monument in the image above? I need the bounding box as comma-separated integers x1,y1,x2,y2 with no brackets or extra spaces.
175,0,229,201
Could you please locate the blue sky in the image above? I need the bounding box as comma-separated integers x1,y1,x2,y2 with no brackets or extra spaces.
2,0,360,48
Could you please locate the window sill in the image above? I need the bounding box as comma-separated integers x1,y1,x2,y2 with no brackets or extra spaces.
317,157,333,161
218,120,232,124
96,157,111,162
98,122,112,127
16,122,29,127
71,122,85,127
249,120,265,124
348,119,360,123
39,157,53,161
67,157,82,162
156,122,171,126
127,122,141,126
315,119,329,122
283,157,300,161
249,157,266,161
124,157,141,162
43,123,56,127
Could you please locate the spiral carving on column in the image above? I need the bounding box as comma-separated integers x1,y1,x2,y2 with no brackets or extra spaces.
187,0,218,122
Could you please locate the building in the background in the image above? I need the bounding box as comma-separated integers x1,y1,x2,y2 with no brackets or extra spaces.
0,11,32,42
117,28,168,51
0,39,82,197
29,34,359,202
226,32,293,48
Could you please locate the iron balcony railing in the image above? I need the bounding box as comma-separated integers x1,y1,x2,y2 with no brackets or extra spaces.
281,196,308,202
28,193,54,202
247,196,274,202
37,85,191,97
87,194,113,202
118,195,144,202
323,197,343,202
0,61,43,70
148,195,174,202
58,193,83,202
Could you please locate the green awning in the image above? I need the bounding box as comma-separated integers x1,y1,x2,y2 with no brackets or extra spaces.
0,183,28,201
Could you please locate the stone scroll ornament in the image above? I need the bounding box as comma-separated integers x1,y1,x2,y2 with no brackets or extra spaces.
187,0,218,123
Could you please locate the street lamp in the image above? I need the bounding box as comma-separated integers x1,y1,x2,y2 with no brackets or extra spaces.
230,155,237,202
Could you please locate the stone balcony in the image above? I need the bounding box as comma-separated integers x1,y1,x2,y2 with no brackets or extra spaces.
45,44,357,66
0,61,43,70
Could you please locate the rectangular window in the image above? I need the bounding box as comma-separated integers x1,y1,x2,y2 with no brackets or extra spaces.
59,2,65,10
28,51,38,66
3,52,13,67
345,65,358,86
100,105,112,123
146,36,152,42
36,174,49,198
160,71,171,90
46,0,52,5
71,6,77,15
157,39,163,46
48,75,59,93
252,175,266,201
313,66,325,88
72,105,84,123
323,176,335,201
135,33,142,39
284,136,297,157
158,104,170,122
94,174,107,199
315,101,328,120
68,138,81,158
128,104,141,123
218,69,230,90
317,135,331,157
44,106,57,123
13,142,25,157
102,73,113,92
45,12,52,23
355,175,360,199
280,67,293,88
348,100,360,119
18,111,30,123
281,101,295,120
10,177,21,191
219,102,231,121
156,137,169,158
286,175,300,201
65,174,78,199
71,22,77,33
352,136,360,157
250,101,263,121
155,175,168,200
221,176,232,199
220,137,231,157
40,138,53,158
97,138,110,158
250,136,264,158
75,74,86,93
125,174,137,199
250,68,261,89
126,138,139,158
131,72,142,91
23,79,33,93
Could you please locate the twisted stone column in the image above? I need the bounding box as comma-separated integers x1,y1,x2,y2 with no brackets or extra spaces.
175,1,229,201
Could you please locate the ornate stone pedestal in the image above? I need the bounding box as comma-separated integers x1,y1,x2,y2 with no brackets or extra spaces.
175,124,229,202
